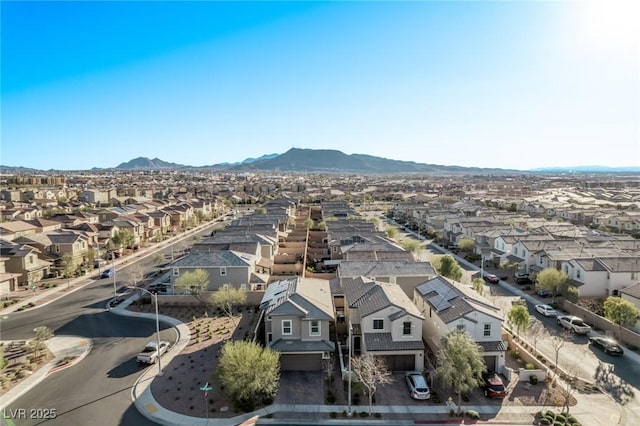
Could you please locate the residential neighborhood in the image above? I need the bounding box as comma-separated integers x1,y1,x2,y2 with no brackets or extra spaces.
1,170,639,425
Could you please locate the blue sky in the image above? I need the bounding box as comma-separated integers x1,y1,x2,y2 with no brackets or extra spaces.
2,1,639,171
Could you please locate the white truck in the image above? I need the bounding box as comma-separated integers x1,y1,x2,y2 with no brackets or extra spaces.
557,315,591,334
136,341,170,364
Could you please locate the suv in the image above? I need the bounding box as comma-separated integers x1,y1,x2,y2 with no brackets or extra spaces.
514,272,532,284
557,315,591,334
483,273,499,284
405,371,430,400
482,372,507,398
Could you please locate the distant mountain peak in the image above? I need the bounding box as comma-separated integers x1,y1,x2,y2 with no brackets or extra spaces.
115,157,185,170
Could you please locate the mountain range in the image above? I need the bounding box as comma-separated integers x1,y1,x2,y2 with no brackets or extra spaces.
1,149,638,174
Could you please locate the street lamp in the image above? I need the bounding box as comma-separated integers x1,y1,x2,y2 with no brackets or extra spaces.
129,286,164,377
112,256,117,300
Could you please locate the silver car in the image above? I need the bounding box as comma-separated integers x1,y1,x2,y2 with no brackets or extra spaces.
405,371,430,400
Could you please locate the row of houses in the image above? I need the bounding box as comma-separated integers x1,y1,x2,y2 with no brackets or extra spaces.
163,199,507,373
396,201,640,299
0,198,223,294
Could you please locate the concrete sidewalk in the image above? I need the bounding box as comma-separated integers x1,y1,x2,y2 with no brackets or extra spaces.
0,335,92,410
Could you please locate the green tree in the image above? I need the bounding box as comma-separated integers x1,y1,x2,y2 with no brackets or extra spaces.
535,268,567,303
604,296,640,340
30,326,54,361
437,255,463,282
458,238,475,253
255,207,267,215
60,253,75,289
86,248,96,270
562,285,579,303
210,286,247,325
111,229,135,252
303,218,314,229
351,354,393,415
174,268,209,298
217,340,280,411
436,331,486,414
507,304,530,337
316,221,327,231
471,278,485,296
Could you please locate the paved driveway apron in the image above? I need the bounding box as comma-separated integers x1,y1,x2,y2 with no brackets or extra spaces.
275,371,324,405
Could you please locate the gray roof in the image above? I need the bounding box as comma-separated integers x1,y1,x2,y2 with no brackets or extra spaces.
477,341,508,352
621,283,640,299
364,333,424,351
415,276,501,324
269,338,335,353
339,260,436,278
343,277,423,319
169,250,254,268
261,277,334,321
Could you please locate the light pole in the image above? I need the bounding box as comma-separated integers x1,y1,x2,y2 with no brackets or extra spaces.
130,286,164,377
112,256,117,300
348,320,353,417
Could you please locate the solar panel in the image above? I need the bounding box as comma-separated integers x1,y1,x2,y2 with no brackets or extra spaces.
428,294,451,312
441,287,459,301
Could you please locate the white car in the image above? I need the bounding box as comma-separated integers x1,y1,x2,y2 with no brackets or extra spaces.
557,315,591,334
534,304,557,317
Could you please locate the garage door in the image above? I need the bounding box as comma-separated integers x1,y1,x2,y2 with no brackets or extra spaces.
280,354,322,371
483,356,497,372
381,355,415,371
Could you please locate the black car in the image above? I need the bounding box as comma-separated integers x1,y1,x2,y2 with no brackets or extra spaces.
482,372,507,398
588,336,624,356
536,289,552,298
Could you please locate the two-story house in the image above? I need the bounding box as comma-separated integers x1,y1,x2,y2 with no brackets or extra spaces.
343,276,425,371
414,276,506,373
260,277,335,371
0,240,52,287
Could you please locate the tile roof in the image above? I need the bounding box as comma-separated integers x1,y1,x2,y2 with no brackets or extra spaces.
270,338,335,353
364,333,424,351
339,260,436,278
169,250,254,268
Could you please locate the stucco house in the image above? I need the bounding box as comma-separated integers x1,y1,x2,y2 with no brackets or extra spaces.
343,276,425,372
260,277,335,371
414,276,506,373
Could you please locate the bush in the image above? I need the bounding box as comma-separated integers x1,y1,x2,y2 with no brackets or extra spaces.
525,363,535,370
449,409,456,417
540,417,552,425
359,411,368,417
466,410,480,419
529,375,539,385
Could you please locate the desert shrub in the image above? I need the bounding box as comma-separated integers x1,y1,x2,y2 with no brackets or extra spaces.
529,375,539,385
540,418,552,425
466,410,480,419
359,411,368,417
525,363,535,370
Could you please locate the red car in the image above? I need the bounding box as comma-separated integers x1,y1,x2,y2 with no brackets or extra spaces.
483,274,499,284
482,372,507,398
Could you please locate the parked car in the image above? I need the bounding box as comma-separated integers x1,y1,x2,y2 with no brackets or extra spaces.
147,284,169,294
482,372,507,398
405,371,430,400
514,272,532,284
534,304,557,317
101,268,115,279
136,341,170,364
557,315,591,334
536,288,552,298
588,336,624,356
483,273,499,284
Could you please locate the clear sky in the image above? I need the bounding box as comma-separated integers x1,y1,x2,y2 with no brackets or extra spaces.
2,0,639,171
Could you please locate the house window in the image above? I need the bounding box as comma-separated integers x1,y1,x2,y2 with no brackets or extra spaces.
310,320,320,336
282,320,292,335
484,324,491,337
240,283,247,292
373,319,384,330
576,270,581,279
267,332,273,343
173,268,180,276
55,245,60,253
456,324,466,332
332,246,337,252
220,267,227,276
29,255,34,265
403,321,412,335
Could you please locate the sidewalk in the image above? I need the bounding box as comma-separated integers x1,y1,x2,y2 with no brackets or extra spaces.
0,336,92,410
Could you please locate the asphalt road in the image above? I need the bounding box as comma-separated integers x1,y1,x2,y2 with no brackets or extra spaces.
1,220,224,426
